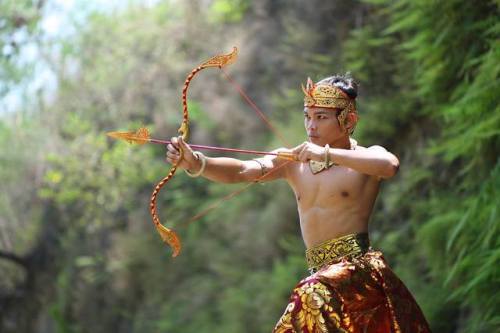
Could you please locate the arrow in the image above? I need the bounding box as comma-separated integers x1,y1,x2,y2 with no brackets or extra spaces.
106,128,298,161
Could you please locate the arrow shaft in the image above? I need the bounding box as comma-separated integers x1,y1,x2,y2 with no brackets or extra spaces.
149,138,280,157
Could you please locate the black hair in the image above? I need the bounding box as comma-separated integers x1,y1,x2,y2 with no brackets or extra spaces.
317,73,358,99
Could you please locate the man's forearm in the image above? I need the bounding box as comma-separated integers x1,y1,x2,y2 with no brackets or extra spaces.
329,148,399,178
188,156,246,183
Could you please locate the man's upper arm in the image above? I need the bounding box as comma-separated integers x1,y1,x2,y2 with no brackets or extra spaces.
367,145,388,153
367,145,400,179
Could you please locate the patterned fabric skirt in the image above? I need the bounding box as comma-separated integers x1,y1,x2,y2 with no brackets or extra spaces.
273,233,431,333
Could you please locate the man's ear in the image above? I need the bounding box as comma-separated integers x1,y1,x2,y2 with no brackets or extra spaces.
345,112,358,132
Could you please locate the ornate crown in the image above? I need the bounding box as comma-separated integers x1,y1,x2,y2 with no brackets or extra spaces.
302,77,356,113
302,77,358,135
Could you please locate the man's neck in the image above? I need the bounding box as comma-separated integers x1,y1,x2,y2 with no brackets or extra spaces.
330,135,351,150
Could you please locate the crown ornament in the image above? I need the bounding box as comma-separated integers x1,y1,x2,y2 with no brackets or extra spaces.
302,77,357,135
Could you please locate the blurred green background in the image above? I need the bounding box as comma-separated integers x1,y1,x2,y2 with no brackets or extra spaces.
1,0,499,332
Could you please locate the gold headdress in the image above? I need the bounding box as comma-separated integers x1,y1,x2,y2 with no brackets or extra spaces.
302,77,357,135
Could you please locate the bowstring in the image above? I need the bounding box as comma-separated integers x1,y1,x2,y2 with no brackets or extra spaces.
220,68,291,147
180,67,293,226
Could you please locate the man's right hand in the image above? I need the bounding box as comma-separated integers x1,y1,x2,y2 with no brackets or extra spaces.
166,136,201,172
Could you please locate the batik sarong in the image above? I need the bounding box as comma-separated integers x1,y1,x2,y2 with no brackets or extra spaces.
273,233,431,333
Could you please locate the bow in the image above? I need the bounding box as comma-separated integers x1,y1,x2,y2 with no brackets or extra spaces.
108,47,294,257
148,47,239,257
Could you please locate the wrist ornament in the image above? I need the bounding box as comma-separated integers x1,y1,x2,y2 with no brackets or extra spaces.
184,151,207,178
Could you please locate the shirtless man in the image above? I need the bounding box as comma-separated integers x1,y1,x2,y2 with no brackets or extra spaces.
166,74,430,332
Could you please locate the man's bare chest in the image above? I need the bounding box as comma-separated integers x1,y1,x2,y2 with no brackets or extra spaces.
288,164,371,208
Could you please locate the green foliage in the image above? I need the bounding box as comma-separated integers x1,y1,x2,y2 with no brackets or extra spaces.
343,0,500,331
209,0,250,23
0,0,44,95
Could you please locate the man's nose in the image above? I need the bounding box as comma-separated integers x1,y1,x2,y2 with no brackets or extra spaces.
307,120,317,130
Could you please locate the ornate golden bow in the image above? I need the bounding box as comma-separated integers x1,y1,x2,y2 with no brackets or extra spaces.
149,47,239,257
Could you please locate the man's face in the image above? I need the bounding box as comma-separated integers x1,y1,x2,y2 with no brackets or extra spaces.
303,107,345,146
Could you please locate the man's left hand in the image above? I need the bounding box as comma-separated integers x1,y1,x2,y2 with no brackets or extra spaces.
292,142,326,163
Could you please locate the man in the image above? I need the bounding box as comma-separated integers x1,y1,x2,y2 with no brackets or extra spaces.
166,74,431,332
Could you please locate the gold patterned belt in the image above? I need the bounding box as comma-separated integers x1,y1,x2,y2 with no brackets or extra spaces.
306,232,370,273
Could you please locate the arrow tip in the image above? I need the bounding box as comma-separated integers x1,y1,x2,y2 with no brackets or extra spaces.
106,128,150,145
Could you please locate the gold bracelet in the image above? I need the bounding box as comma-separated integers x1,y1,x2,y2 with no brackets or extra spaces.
324,144,330,165
184,151,206,178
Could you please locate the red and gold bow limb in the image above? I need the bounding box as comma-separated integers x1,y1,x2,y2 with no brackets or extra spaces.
150,48,238,257
181,58,295,226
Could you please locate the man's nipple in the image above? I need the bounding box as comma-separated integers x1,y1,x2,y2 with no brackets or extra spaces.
341,191,349,197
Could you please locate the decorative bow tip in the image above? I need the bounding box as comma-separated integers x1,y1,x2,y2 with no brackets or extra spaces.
155,223,181,257
200,46,238,69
